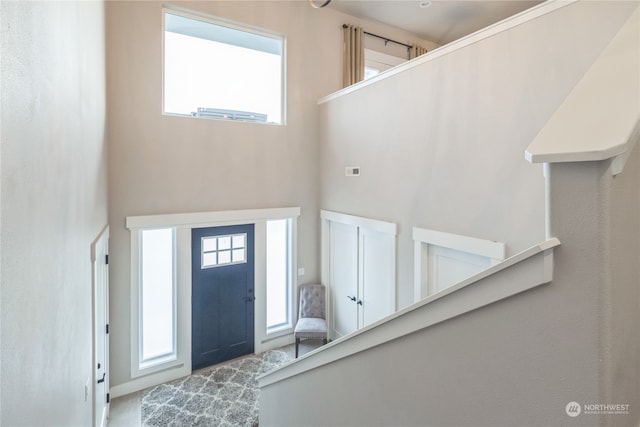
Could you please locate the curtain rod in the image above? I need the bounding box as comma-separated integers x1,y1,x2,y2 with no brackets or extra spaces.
342,24,412,50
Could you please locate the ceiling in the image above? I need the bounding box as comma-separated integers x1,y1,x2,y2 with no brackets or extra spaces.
327,0,544,45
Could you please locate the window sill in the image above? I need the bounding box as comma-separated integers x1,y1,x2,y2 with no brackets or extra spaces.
132,356,181,379
263,325,293,342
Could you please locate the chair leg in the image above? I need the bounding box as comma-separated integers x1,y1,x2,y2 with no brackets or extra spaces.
323,338,327,345
295,338,300,358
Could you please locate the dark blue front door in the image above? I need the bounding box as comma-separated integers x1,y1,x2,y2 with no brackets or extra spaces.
192,224,255,370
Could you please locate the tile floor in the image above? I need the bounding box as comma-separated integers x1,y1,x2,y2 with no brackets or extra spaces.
110,391,142,427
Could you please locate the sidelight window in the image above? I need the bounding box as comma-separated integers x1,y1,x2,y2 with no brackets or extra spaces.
266,219,293,333
137,228,177,373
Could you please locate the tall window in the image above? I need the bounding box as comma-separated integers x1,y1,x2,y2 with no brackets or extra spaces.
266,219,292,332
139,228,176,371
163,9,285,124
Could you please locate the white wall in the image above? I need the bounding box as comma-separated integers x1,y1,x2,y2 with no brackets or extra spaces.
259,2,640,426
1,1,108,425
106,0,436,390
319,0,638,308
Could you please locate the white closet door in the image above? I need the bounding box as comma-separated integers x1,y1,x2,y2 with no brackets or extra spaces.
359,227,396,328
427,245,492,295
412,227,506,301
329,221,359,338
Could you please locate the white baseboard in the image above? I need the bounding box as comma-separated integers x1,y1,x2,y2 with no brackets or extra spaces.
110,364,190,398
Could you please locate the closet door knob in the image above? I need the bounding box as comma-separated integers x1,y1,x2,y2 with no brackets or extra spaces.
347,295,356,302
357,300,363,306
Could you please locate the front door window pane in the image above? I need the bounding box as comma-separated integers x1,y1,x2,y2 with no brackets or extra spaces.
202,233,247,269
218,236,231,250
232,249,246,263
202,237,217,252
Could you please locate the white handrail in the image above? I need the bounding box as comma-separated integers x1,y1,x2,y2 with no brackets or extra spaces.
525,7,639,167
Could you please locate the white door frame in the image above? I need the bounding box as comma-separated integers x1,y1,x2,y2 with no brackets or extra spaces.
321,210,397,340
92,226,110,427
114,207,300,398
413,227,506,301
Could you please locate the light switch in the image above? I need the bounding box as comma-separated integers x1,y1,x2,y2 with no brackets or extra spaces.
345,166,360,176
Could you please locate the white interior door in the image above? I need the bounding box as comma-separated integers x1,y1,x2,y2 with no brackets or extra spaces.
427,245,492,295
92,227,109,427
413,227,506,301
329,222,359,338
359,228,396,328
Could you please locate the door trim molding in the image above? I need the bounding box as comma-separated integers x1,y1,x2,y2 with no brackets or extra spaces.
320,210,397,341
413,227,506,302
91,225,109,427
126,207,301,230
320,210,397,236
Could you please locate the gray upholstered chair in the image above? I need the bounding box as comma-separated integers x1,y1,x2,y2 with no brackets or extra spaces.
294,283,328,358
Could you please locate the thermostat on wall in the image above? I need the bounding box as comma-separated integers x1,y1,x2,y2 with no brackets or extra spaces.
345,166,360,176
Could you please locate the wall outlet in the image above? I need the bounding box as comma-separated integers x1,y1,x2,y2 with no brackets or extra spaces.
298,267,305,276
345,166,360,176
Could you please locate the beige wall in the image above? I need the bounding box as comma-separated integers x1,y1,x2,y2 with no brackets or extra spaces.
319,0,637,308
106,0,435,389
1,1,108,425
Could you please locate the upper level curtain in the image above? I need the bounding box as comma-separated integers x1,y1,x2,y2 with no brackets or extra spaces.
343,24,364,87
409,45,428,60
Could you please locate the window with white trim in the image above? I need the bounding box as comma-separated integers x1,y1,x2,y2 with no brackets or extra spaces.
163,8,285,124
137,228,177,374
266,219,293,333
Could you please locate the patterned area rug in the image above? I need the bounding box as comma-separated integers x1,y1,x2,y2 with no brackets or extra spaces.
141,348,291,427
